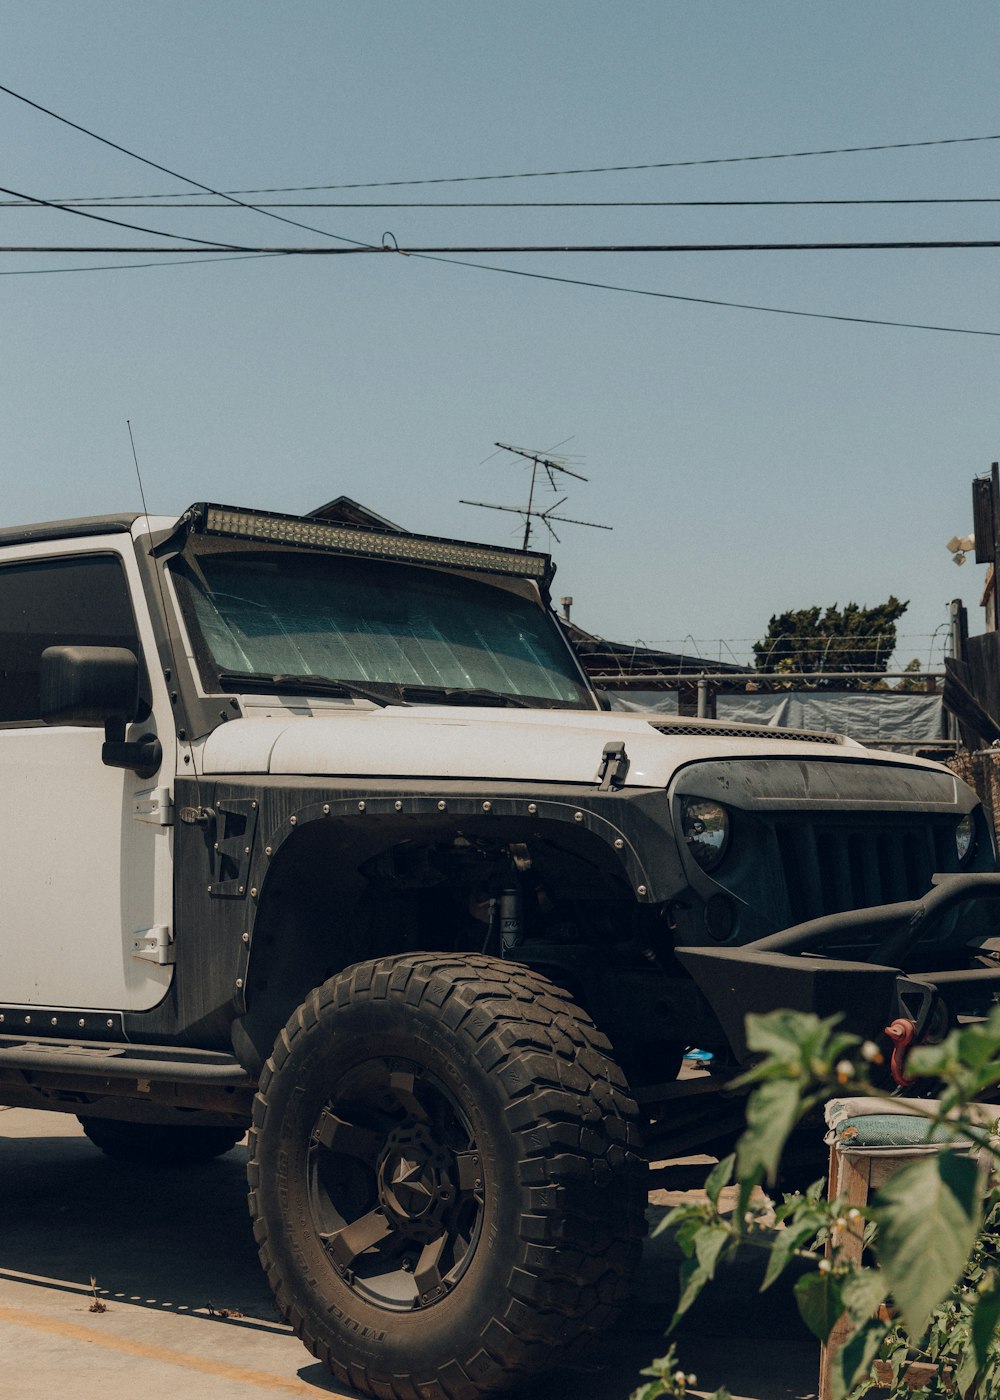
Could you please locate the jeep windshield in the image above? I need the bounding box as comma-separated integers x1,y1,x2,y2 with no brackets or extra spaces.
171,544,595,709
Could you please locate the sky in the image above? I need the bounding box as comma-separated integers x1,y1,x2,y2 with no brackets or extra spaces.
3,1,1000,668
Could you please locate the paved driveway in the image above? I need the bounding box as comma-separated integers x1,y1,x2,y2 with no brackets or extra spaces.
0,1108,817,1400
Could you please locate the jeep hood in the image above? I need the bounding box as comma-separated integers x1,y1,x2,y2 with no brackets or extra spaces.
196,704,927,789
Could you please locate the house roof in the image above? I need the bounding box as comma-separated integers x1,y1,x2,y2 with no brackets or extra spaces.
307,495,404,531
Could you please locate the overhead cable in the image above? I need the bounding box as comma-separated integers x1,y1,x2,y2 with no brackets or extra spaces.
8,196,1000,209
30,131,1000,201
2,243,996,337
0,80,376,251
0,179,247,250
9,240,1000,253
0,252,281,277
406,251,1000,338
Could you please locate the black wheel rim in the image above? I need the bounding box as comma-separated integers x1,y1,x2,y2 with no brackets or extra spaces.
307,1056,486,1312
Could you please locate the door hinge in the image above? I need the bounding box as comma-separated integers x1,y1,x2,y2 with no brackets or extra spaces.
132,925,175,965
134,786,174,827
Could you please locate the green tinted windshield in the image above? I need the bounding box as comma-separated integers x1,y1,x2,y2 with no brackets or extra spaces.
173,546,594,708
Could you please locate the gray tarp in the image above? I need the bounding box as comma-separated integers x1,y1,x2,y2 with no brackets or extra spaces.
607,689,945,744
606,689,681,714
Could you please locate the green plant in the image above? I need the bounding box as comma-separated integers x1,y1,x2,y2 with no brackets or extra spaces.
634,1008,1000,1400
632,1342,729,1400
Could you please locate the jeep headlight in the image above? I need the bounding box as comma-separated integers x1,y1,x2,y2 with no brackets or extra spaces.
681,799,730,873
956,812,975,864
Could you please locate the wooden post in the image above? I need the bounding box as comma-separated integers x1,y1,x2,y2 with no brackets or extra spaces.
819,1149,947,1400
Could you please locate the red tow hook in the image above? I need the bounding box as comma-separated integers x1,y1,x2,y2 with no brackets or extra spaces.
884,1017,919,1088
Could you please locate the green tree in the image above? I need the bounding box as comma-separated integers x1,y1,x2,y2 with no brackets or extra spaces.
753,598,909,688
894,658,926,693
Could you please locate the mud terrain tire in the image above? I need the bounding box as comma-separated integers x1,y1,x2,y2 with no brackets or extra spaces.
77,1117,244,1165
247,953,645,1400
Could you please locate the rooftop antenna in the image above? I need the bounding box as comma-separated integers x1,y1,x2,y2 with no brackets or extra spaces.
460,441,613,550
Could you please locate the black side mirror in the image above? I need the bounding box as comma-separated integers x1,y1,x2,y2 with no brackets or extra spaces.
40,646,161,779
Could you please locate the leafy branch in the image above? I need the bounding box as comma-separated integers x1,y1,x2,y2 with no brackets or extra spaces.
634,1007,1000,1400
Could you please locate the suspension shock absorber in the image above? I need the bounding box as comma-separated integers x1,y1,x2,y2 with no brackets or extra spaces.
500,883,523,956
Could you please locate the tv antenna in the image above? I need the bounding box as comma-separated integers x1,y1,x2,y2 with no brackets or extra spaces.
461,441,613,550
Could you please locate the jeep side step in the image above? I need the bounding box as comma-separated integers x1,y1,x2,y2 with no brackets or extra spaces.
0,1035,252,1084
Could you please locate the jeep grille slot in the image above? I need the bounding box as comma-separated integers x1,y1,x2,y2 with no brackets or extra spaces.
777,819,955,925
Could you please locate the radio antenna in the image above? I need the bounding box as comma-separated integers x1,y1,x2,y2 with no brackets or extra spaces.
461,441,613,550
127,419,152,521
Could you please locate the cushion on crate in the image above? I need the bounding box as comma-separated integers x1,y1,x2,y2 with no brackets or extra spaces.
825,1096,982,1153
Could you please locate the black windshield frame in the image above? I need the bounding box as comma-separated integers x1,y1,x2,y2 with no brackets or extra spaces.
170,540,596,710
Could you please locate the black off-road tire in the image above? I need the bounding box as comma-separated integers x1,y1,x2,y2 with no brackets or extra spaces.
77,1117,245,1165
247,953,645,1400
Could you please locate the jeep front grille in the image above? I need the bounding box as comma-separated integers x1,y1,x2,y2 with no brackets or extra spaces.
774,819,957,926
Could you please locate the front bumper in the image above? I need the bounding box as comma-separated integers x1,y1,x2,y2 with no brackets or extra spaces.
676,871,1000,1062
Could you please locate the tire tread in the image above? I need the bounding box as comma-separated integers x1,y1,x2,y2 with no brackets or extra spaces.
247,952,644,1400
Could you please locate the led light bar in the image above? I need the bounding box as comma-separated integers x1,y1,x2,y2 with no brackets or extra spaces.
189,504,552,581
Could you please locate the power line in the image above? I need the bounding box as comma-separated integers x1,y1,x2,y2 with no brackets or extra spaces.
8,240,1000,253
2,240,996,337
32,131,1000,201
406,252,1000,338
0,80,376,252
7,196,1000,209
0,251,282,277
0,179,247,250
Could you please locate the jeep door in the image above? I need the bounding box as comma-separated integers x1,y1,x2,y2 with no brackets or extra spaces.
0,535,174,1012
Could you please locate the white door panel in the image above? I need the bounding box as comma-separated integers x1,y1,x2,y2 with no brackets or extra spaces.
0,726,173,1010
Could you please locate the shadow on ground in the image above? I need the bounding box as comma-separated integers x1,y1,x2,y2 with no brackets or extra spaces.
0,1119,817,1400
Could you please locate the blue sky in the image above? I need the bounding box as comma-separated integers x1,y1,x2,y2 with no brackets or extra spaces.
3,2,999,665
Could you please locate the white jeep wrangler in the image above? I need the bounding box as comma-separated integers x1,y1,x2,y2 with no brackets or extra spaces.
1,499,997,1398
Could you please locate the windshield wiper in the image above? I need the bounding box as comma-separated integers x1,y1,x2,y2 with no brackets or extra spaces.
217,671,405,707
398,685,530,708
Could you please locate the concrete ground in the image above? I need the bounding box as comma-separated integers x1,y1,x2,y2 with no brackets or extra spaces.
0,1107,818,1400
